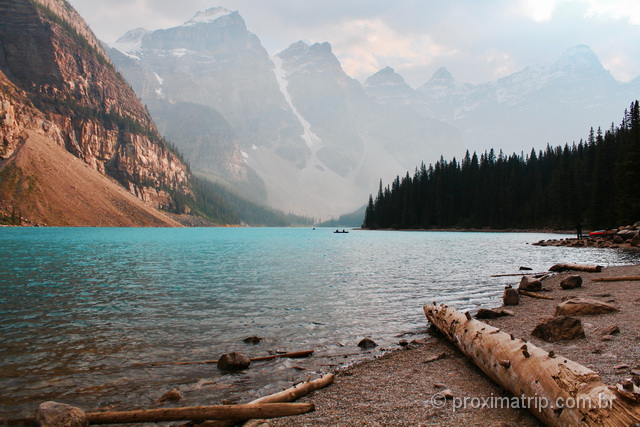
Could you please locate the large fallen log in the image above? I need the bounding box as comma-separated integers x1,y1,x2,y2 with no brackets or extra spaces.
86,402,314,424
190,374,335,427
549,263,603,273
424,303,640,426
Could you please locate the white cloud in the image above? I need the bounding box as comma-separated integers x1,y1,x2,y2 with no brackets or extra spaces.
522,0,558,21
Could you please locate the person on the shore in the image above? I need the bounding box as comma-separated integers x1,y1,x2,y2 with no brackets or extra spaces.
576,223,583,239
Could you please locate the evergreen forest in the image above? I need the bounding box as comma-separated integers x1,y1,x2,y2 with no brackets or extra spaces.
364,101,640,230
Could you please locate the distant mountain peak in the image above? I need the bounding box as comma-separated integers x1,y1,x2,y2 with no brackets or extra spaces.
550,44,607,77
185,7,234,25
429,67,455,83
115,28,149,44
364,66,407,87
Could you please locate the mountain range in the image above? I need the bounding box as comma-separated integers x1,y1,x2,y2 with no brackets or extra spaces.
108,7,640,220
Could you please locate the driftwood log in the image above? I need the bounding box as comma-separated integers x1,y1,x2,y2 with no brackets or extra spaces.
191,373,335,427
85,403,314,424
592,276,640,282
2,403,314,426
424,303,640,426
517,289,555,300
549,263,603,273
147,350,314,367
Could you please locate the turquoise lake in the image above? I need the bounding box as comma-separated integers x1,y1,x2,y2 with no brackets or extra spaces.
1,227,639,417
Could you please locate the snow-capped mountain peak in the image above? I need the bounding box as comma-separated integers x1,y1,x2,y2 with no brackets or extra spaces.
185,7,233,25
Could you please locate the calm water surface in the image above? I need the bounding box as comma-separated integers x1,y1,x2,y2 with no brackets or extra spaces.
1,227,639,417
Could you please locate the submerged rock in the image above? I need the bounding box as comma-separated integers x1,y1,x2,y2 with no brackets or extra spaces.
217,352,251,371
157,387,183,403
243,336,263,344
35,401,88,427
358,337,378,349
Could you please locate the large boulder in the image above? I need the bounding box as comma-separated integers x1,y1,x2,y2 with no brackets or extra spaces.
555,298,619,316
502,286,519,306
35,402,88,427
519,275,542,291
532,316,585,342
217,352,251,371
560,275,582,290
630,232,640,247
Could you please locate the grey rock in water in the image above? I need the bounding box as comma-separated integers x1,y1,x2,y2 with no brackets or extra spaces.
358,337,378,349
217,352,251,371
560,275,583,289
157,387,183,403
243,336,263,344
532,315,585,342
35,401,88,427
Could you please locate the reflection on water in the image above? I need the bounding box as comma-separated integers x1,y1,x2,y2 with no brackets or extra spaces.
1,227,638,417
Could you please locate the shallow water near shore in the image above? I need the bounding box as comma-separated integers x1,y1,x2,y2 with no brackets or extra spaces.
1,227,639,418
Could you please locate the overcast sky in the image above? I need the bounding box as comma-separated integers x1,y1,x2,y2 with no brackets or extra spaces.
67,0,640,88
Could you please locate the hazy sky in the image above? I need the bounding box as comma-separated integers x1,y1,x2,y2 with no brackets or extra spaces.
67,0,640,87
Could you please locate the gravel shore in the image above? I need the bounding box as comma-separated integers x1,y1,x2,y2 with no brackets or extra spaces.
270,263,640,426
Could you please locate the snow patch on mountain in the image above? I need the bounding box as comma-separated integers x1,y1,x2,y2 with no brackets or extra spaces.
272,55,322,148
186,7,233,25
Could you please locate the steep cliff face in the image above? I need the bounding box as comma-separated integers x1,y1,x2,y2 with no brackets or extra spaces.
0,0,190,219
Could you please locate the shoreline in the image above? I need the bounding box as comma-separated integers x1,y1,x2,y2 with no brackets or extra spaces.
272,263,640,426
356,227,576,234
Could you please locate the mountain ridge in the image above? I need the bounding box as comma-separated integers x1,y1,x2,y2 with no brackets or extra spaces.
0,0,190,225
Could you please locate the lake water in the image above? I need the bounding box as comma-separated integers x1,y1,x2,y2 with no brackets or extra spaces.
1,227,639,418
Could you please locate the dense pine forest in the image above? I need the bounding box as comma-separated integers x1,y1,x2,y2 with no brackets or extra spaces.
364,101,640,230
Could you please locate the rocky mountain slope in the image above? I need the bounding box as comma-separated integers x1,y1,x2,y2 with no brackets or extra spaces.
0,0,190,226
109,8,462,219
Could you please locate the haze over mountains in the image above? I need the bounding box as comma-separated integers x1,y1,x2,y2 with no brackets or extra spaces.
107,7,640,220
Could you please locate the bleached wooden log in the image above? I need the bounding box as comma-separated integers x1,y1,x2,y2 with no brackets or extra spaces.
192,374,334,427
549,263,603,273
424,303,640,426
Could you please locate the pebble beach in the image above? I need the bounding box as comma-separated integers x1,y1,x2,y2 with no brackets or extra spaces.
269,262,640,426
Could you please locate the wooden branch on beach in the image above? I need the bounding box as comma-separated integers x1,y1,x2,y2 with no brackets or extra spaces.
424,303,640,426
189,374,335,427
86,403,314,424
491,272,547,277
592,276,640,282
3,403,315,426
549,263,603,273
146,350,314,367
517,289,555,300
